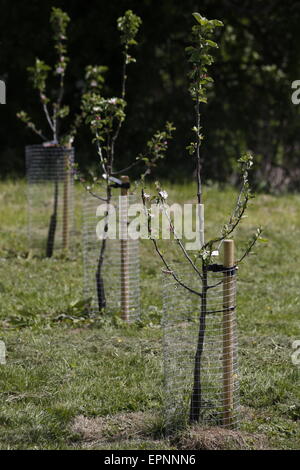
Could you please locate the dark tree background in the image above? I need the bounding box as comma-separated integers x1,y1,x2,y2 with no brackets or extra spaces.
1,0,300,190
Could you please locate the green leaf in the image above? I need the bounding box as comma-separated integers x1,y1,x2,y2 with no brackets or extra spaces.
185,46,196,53
192,12,209,26
205,40,218,48
258,238,268,243
209,19,224,27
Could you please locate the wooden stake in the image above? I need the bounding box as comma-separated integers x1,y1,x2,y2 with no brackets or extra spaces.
120,176,130,321
62,152,70,252
223,240,235,426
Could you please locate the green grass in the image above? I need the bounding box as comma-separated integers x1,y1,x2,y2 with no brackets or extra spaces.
0,179,299,449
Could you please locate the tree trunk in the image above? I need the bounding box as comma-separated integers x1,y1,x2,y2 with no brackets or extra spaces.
96,238,107,311
46,179,58,258
189,266,207,422
95,186,112,312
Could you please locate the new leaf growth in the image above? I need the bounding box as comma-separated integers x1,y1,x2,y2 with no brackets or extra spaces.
17,7,81,147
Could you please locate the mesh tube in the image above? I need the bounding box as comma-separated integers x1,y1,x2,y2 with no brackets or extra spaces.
163,265,239,432
83,192,140,321
26,145,74,256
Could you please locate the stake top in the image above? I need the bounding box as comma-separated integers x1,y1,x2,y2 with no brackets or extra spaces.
223,239,235,268
120,175,130,195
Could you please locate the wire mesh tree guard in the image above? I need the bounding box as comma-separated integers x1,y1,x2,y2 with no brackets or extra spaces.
83,188,140,322
163,240,239,432
26,144,74,257
138,12,261,436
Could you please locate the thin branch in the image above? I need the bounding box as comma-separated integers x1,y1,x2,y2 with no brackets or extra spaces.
151,238,202,297
87,189,108,202
196,72,202,206
112,159,141,175
121,46,128,100
111,47,128,157
236,228,262,264
216,185,248,253
54,70,66,141
26,121,47,141
142,190,202,297
160,201,203,279
96,136,108,175
207,279,223,290
57,73,65,108
106,130,113,174
202,193,249,254
42,100,55,133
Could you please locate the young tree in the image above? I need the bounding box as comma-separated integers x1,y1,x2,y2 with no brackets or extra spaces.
142,13,263,424
17,7,81,257
17,7,80,146
81,10,175,313
81,11,142,312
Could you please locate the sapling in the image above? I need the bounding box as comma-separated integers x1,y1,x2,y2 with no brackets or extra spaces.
81,10,142,312
81,11,175,314
142,13,263,425
17,7,81,257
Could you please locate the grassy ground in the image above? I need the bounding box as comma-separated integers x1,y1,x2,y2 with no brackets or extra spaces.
0,179,299,450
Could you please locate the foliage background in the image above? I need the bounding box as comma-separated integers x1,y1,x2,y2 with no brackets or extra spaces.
1,0,300,190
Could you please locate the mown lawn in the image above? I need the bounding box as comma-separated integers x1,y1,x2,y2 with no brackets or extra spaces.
0,179,299,450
